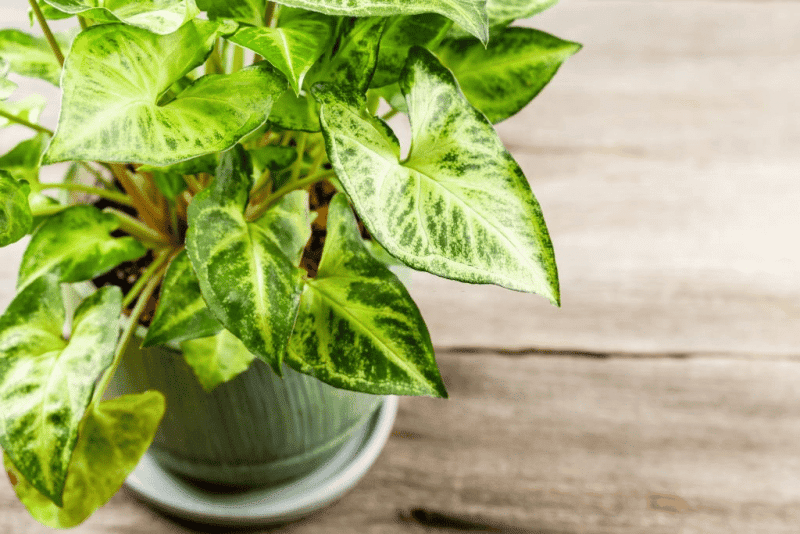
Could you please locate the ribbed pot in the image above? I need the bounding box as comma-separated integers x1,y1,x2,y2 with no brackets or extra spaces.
108,339,383,487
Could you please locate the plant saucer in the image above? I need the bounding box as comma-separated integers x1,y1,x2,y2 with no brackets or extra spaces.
123,396,398,527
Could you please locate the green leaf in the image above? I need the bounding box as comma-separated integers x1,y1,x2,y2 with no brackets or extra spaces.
198,0,264,26
5,391,165,528
142,250,222,348
0,29,72,86
371,14,451,88
250,145,297,172
316,47,559,302
0,171,32,247
180,329,255,391
139,153,217,177
0,59,17,100
273,0,488,43
315,17,387,93
229,13,335,95
486,0,559,27
438,27,580,123
0,95,46,130
42,20,290,167
149,169,188,200
288,194,446,397
0,133,49,184
186,146,311,374
42,0,200,35
268,90,320,132
0,279,121,506
17,205,147,290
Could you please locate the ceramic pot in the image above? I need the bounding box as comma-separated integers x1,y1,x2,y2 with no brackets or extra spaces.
108,339,384,488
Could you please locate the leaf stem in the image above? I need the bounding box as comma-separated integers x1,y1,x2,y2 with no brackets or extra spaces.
78,16,89,31
102,207,172,246
122,250,171,309
289,132,308,183
0,109,53,135
264,2,277,27
110,164,170,239
38,182,134,207
28,0,64,67
380,108,399,121
92,264,165,406
79,161,115,189
246,170,331,221
29,203,65,218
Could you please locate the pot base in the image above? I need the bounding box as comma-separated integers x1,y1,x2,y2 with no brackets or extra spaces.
123,396,398,526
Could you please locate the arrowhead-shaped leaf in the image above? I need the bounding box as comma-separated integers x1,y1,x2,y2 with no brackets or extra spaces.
42,20,289,166
142,249,222,348
370,14,451,88
0,29,72,86
42,0,200,35
0,95,46,130
0,171,32,247
288,194,446,397
314,17,387,93
186,146,312,374
229,13,335,95
5,391,165,528
18,205,147,290
0,133,49,184
198,0,264,26
180,329,255,391
272,0,488,43
0,278,121,506
316,47,559,301
437,27,581,123
268,90,320,132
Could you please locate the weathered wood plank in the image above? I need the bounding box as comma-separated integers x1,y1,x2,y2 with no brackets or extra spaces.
4,352,800,533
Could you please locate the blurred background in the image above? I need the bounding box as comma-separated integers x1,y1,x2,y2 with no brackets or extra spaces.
4,1,800,532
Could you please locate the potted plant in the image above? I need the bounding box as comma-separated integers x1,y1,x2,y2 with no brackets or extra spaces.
0,0,580,528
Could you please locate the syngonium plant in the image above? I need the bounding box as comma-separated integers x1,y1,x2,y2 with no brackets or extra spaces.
0,0,580,528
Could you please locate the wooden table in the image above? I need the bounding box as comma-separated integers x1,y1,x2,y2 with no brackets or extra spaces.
4,1,800,532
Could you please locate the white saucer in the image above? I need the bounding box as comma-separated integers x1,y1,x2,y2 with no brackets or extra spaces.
124,396,398,526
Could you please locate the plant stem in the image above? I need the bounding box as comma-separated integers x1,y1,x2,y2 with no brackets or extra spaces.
92,265,165,406
79,161,116,189
29,203,65,218
232,44,244,72
38,182,134,207
78,16,88,31
0,109,53,135
305,141,328,178
122,250,171,308
289,132,308,183
110,164,169,238
246,171,330,221
102,207,171,246
264,2,277,27
380,108,399,121
29,0,64,66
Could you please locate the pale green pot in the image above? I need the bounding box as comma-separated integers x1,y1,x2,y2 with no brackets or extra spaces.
108,340,383,487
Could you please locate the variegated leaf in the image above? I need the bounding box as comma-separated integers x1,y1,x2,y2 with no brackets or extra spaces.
273,0,488,43
0,95,46,130
229,13,335,95
0,279,121,506
18,205,147,290
250,145,297,173
180,329,255,391
0,29,74,86
42,0,200,35
288,194,446,397
437,27,581,123
42,20,290,167
0,59,17,99
186,146,312,374
0,170,32,247
198,0,264,26
487,0,559,26
0,133,49,184
370,14,451,88
314,17,387,93
142,250,222,348
316,47,559,302
5,391,165,528
268,90,320,132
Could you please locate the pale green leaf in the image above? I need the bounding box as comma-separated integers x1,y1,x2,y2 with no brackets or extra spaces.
0,29,72,86
438,27,580,123
0,171,32,247
371,14,451,88
180,329,255,391
142,249,222,348
0,95,46,130
42,20,292,167
198,0,264,26
0,279,121,506
0,59,17,100
42,0,200,35
229,13,335,95
186,146,310,374
288,194,446,396
486,0,559,26
316,47,559,301
0,133,49,184
273,0,488,43
18,205,147,290
5,391,165,528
